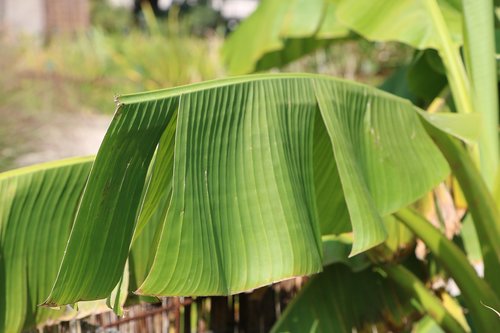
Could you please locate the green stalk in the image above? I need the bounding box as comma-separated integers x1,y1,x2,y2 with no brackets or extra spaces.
395,208,500,332
423,122,500,297
424,0,473,116
380,265,468,333
461,0,499,187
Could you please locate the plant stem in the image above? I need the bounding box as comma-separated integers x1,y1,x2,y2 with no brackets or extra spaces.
461,0,499,187
380,265,467,333
423,122,500,297
424,0,473,116
395,208,500,332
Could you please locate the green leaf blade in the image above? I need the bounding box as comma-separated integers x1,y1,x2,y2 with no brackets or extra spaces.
271,264,416,333
44,99,178,306
313,79,448,254
44,74,449,303
336,0,462,50
138,79,323,295
0,157,93,332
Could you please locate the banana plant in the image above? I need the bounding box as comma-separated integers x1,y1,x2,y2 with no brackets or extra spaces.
222,0,500,331
1,1,500,333
0,73,476,331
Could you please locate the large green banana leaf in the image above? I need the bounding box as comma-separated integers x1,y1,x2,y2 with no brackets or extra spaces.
271,216,469,333
0,156,155,331
336,0,462,50
222,0,348,74
0,157,93,332
43,74,448,306
223,0,462,75
271,264,416,333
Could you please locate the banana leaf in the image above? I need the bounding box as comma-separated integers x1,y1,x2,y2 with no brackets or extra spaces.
223,0,348,74
271,264,416,333
42,74,448,305
223,0,462,75
0,157,93,332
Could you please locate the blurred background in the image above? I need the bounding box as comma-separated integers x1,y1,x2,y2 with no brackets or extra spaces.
0,0,411,172
0,1,413,332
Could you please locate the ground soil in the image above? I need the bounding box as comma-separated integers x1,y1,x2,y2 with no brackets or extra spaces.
0,107,111,171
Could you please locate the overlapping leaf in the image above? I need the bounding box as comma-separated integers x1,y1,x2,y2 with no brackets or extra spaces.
271,264,416,333
44,74,448,305
0,157,93,332
0,156,159,332
222,0,348,74
223,0,462,75
336,0,462,50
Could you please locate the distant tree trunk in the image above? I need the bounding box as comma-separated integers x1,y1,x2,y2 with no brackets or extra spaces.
134,0,161,16
184,300,192,333
210,296,232,333
239,287,277,333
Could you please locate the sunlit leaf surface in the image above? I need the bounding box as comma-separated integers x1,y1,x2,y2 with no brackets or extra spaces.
44,74,448,305
222,0,348,74
336,0,462,50
223,0,462,74
0,157,93,332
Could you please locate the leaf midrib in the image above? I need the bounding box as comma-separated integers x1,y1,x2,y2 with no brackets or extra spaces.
116,73,412,106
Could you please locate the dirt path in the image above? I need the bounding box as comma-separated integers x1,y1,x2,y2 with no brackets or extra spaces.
0,109,111,170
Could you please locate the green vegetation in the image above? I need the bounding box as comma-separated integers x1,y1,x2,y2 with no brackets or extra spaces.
1,0,500,332
2,6,223,116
